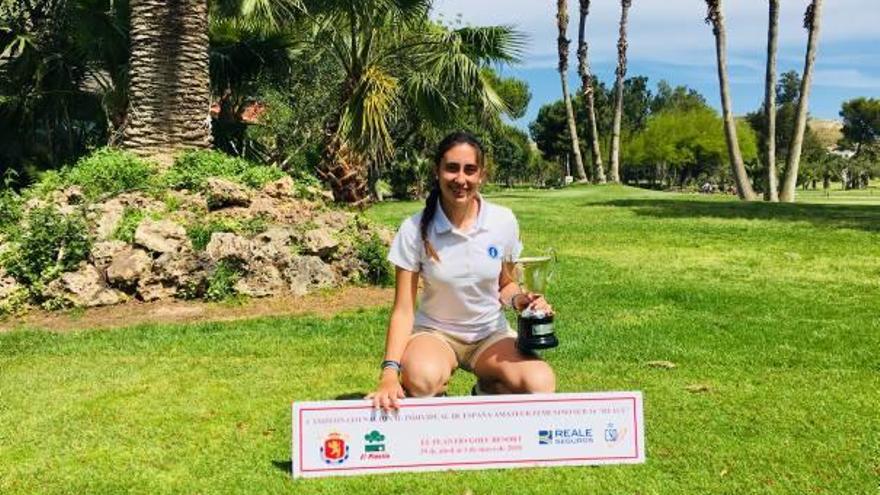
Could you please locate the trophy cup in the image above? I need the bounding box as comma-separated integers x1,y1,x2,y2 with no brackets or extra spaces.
504,250,559,352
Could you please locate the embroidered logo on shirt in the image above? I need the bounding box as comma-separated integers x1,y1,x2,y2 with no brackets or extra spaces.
487,245,500,259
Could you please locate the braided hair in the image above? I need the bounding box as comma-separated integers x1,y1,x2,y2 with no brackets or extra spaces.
420,131,485,262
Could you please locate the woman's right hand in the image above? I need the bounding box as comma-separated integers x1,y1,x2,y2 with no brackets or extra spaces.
366,370,405,411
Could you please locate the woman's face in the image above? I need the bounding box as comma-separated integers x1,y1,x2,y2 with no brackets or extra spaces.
437,143,483,207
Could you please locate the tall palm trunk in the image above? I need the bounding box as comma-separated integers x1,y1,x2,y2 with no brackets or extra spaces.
557,0,588,182
319,79,370,205
577,0,605,184
608,0,631,184
763,0,780,202
123,0,212,165
705,0,757,200
780,0,823,203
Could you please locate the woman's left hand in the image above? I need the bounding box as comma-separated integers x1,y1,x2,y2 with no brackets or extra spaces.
515,292,553,314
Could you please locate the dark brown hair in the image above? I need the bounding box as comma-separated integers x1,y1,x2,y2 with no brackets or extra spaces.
420,131,485,262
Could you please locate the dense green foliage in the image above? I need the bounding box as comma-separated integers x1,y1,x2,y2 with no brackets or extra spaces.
626,107,759,187
164,150,286,191
355,233,394,287
0,205,91,291
204,259,245,302
64,149,158,199
839,97,880,154
112,208,146,244
1,186,878,492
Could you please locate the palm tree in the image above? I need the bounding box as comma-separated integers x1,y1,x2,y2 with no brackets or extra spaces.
556,0,588,182
576,0,605,183
608,0,632,184
312,1,525,204
763,0,779,202
780,0,823,203
122,0,214,164
704,0,757,200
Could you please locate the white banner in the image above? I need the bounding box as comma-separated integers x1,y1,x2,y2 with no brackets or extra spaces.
291,391,645,478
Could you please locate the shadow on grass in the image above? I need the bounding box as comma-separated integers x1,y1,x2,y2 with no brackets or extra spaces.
602,198,880,233
272,460,292,474
335,392,368,400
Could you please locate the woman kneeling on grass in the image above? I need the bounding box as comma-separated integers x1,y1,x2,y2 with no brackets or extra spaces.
367,131,555,411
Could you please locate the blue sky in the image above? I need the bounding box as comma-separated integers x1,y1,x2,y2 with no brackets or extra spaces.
431,0,880,131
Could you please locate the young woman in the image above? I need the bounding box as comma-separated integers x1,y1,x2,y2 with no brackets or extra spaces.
367,131,556,411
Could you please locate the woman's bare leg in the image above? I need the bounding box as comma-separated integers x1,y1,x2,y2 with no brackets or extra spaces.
472,338,555,394
400,334,458,397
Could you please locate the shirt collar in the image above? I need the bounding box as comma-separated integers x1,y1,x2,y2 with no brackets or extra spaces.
433,194,487,235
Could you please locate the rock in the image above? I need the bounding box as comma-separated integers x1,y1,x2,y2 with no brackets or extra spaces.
154,250,203,283
106,248,152,287
137,282,177,302
94,198,127,240
261,176,296,198
205,233,251,262
91,240,129,271
43,262,125,307
284,256,337,296
234,262,285,297
250,227,295,264
135,219,190,254
314,210,351,231
250,195,314,225
332,252,365,282
296,228,339,258
205,178,251,209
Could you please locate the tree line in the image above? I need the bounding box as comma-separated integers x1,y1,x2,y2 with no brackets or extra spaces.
546,0,878,200
0,0,538,203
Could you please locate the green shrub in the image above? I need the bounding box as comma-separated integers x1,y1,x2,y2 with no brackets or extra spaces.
64,148,157,199
112,208,146,244
0,190,22,235
356,233,394,287
1,205,91,289
204,259,244,302
0,286,29,317
164,150,285,191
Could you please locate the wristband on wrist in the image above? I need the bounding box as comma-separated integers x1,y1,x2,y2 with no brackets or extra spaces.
506,292,525,310
381,360,402,374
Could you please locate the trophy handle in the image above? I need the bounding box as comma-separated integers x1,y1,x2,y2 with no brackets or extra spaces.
545,247,557,284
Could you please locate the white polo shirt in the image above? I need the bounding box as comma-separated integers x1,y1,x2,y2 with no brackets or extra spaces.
387,196,523,342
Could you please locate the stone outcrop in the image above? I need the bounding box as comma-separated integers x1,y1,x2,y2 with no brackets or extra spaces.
205,178,251,209
43,262,126,307
4,173,392,311
135,219,191,254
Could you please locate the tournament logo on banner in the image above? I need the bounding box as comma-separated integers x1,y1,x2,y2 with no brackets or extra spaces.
319,432,350,464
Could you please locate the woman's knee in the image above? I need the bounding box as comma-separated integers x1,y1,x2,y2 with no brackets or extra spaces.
401,365,448,397
502,363,556,394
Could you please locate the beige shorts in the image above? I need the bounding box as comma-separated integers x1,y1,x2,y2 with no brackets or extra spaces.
410,327,517,372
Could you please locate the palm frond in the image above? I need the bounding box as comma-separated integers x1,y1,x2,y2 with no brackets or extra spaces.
341,64,399,159
454,25,527,65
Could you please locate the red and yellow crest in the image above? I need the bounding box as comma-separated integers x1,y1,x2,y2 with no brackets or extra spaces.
320,432,350,464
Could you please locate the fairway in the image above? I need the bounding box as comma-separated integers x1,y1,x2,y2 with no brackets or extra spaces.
1,185,878,494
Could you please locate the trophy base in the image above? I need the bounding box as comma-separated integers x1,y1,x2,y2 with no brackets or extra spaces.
515,314,559,352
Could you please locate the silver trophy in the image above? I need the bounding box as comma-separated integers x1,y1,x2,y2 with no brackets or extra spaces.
504,249,558,352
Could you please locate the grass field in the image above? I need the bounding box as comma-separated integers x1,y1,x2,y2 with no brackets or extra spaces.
1,185,878,494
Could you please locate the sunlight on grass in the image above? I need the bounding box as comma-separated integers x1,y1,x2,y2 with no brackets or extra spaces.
1,186,878,494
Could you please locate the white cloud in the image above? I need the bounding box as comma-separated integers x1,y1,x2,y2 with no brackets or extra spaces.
431,0,880,68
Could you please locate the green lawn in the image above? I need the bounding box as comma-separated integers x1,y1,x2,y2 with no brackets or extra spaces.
1,185,878,494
